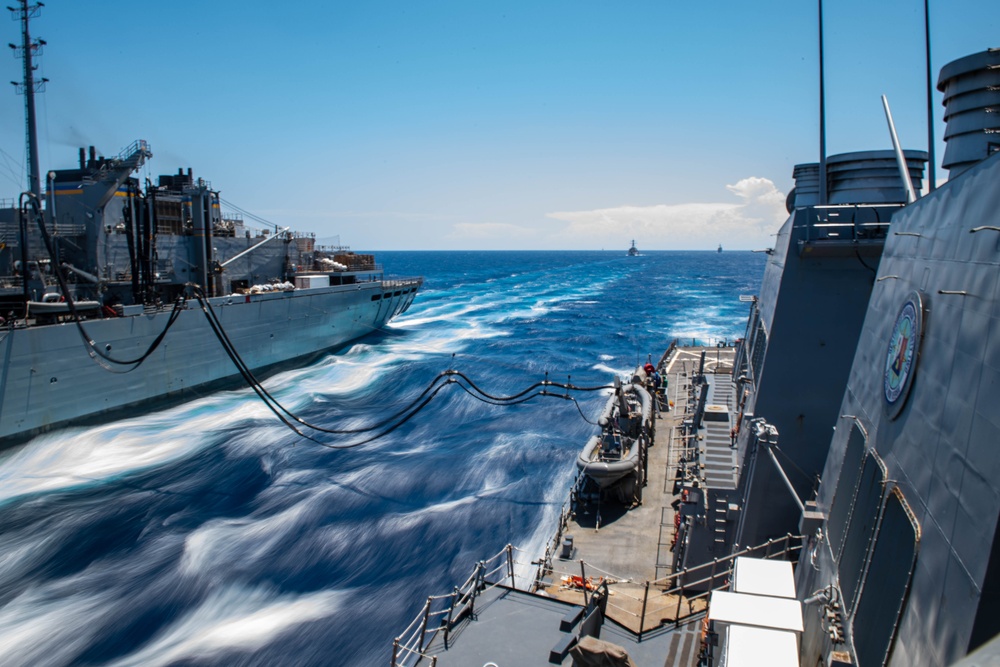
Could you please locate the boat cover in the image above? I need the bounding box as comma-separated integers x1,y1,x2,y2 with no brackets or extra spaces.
568,635,637,667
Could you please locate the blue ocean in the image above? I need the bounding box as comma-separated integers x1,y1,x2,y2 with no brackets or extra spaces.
0,250,764,666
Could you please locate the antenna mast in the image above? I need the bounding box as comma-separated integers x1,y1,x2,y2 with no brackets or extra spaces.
818,0,827,205
8,0,47,199
923,0,936,192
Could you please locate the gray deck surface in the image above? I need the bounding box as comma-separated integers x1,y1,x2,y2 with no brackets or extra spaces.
424,586,579,666
424,586,684,667
559,349,721,581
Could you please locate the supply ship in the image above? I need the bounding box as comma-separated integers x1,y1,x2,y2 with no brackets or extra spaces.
388,47,1000,667
0,2,421,443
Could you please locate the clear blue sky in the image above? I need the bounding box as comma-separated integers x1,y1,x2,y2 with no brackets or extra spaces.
1,1,996,250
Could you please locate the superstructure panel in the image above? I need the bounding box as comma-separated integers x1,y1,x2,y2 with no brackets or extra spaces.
801,152,1000,667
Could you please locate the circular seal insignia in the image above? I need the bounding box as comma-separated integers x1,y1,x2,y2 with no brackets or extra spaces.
884,291,923,419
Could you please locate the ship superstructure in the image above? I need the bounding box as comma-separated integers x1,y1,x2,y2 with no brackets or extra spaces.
792,49,1000,667
0,3,422,443
724,149,928,552
684,48,1000,666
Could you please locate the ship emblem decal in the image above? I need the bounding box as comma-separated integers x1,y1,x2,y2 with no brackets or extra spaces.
884,292,924,419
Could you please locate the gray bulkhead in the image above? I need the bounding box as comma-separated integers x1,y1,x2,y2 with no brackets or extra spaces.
734,151,927,549
798,151,1000,667
0,280,415,440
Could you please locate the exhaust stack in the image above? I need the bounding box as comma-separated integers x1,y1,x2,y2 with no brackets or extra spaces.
938,48,1000,176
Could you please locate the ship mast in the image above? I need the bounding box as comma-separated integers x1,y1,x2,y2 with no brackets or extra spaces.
817,0,827,205
8,0,47,199
923,0,936,192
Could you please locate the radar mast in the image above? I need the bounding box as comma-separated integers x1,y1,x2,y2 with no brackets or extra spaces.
8,0,47,199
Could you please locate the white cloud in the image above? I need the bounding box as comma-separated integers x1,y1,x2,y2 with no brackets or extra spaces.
545,177,788,249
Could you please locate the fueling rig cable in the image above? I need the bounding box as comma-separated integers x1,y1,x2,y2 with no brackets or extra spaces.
22,193,186,373
191,286,613,448
21,194,611,440
21,187,609,443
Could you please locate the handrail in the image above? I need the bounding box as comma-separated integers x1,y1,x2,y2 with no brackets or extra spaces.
390,534,804,665
392,546,511,667
801,204,902,245
0,221,87,237
382,277,422,288
658,338,679,369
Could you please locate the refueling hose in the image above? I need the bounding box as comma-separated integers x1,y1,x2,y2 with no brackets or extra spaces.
191,286,612,448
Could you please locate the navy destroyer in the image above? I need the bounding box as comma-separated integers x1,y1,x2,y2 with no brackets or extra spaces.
0,2,421,443
388,46,1000,667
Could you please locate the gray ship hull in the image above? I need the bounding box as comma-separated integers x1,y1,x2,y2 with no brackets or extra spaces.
0,280,419,442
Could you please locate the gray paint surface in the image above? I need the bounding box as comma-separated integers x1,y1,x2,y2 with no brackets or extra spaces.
0,281,419,441
737,203,890,547
800,152,1000,667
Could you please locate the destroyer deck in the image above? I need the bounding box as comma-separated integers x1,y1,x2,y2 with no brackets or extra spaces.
403,346,737,667
538,346,735,633
422,586,697,667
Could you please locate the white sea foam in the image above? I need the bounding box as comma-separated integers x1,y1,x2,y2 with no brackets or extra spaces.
591,363,630,378
506,439,580,585
105,586,345,667
0,405,229,506
384,493,483,533
180,491,320,577
392,302,487,328
0,586,106,667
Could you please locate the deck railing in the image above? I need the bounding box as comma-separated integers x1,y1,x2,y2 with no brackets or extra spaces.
638,534,802,636
657,338,679,369
382,277,422,289
800,204,903,244
390,534,802,665
392,544,517,667
0,221,87,237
